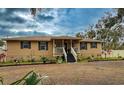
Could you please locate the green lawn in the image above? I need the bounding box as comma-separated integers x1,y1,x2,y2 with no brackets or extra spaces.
0,61,42,67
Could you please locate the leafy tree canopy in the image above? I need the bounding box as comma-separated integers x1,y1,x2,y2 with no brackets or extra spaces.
0,40,4,46
76,8,124,50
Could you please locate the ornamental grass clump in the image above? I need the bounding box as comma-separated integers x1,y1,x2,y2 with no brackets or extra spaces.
40,56,48,64
0,71,49,85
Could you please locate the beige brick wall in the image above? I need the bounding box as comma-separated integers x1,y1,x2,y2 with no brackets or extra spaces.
80,42,102,57
6,41,53,61
6,40,102,61
101,50,124,58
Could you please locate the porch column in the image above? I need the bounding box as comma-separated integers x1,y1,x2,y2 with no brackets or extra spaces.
53,40,55,56
77,40,80,53
70,40,72,48
62,40,64,47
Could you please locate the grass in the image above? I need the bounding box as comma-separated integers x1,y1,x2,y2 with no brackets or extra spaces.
0,61,42,67
0,57,124,67
94,57,124,61
0,60,66,67
0,61,124,84
77,56,124,63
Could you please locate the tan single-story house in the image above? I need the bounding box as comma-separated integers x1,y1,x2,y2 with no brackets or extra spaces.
3,36,103,62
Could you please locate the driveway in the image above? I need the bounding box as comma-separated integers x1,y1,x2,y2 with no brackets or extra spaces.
0,61,124,85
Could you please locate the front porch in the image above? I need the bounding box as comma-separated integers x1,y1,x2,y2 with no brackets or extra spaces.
52,39,80,62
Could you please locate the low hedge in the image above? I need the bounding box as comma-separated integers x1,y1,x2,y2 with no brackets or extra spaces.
88,57,124,62
77,55,124,62
0,61,42,67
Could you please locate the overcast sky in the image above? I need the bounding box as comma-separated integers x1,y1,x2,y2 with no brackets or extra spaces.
0,8,113,37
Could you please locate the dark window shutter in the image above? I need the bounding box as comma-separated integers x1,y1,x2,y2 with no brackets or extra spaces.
80,42,81,50
38,41,40,50
85,42,87,50
29,41,31,49
96,43,97,48
20,41,23,49
46,42,48,50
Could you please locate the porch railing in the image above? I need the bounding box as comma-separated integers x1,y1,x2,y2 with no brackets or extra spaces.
54,47,77,62
71,47,77,62
62,47,67,62
54,47,63,55
73,47,80,53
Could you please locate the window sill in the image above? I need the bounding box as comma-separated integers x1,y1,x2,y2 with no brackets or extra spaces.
39,50,48,51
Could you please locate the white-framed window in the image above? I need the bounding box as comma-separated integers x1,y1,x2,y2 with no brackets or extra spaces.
91,42,97,48
21,41,31,49
38,41,48,50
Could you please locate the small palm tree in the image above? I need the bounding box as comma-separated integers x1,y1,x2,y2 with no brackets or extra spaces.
11,71,41,85
0,71,48,85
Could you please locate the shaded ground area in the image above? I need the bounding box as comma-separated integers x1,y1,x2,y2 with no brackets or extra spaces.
0,61,124,85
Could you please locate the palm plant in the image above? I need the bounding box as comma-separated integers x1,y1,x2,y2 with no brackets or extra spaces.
11,71,41,85
40,56,48,64
0,71,48,85
0,77,3,85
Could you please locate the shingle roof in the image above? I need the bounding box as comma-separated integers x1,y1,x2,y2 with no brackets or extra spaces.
81,38,103,43
3,36,103,42
52,36,81,40
3,36,81,41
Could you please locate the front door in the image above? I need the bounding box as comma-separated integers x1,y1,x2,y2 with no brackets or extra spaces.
64,42,68,53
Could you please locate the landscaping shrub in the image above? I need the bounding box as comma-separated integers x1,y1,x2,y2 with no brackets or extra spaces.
40,56,48,64
56,56,63,64
78,57,88,62
62,55,66,61
77,55,90,62
47,57,57,64
87,56,94,62
118,56,122,58
94,57,124,61
30,58,36,63
77,55,83,61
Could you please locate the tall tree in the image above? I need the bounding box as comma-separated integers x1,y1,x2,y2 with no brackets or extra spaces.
30,8,42,16
0,40,4,47
117,8,124,21
30,8,37,16
76,32,85,38
95,10,124,50
85,25,96,39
